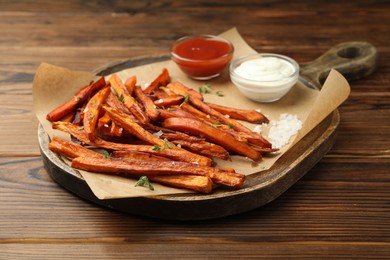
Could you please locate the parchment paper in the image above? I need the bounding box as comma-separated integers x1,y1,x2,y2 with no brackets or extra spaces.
33,27,350,199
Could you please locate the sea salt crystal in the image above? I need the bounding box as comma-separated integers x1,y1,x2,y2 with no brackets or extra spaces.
252,122,267,134
267,113,302,149
253,125,262,134
143,82,151,90
153,130,164,138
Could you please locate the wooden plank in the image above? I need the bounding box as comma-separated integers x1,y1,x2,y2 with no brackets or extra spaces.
1,243,390,259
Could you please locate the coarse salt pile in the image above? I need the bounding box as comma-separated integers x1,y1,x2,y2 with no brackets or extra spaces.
267,113,302,149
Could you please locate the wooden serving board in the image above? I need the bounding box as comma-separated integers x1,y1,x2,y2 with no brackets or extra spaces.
39,42,377,220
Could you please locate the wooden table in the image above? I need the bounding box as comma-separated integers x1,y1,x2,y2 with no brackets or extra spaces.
1,1,389,258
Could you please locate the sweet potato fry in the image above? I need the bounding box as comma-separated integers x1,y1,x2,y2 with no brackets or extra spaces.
124,75,136,95
83,87,111,141
205,102,269,124
46,76,106,122
109,74,149,124
52,121,213,166
103,105,168,147
105,92,131,115
249,145,279,154
163,117,262,162
143,68,171,94
96,112,124,138
71,105,85,125
167,82,203,100
154,96,184,107
160,131,204,142
112,150,171,162
48,137,103,159
158,106,200,121
171,139,230,160
133,85,159,121
179,102,220,125
149,175,213,194
159,86,179,97
71,156,244,189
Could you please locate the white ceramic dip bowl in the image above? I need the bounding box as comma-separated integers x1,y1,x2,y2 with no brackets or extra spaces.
230,53,299,102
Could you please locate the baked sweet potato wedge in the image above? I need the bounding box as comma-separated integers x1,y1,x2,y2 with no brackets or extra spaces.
124,75,136,95
112,150,171,162
48,137,103,159
133,85,159,121
83,87,111,141
167,81,203,100
109,74,149,124
149,175,213,194
163,117,262,162
205,102,269,124
46,76,106,122
143,68,171,94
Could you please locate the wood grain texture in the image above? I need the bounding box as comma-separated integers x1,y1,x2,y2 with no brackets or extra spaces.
0,0,389,258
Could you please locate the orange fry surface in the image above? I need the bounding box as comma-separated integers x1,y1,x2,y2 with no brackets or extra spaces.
83,87,111,141
143,68,171,94
163,117,262,162
109,74,149,124
206,102,269,124
133,85,159,121
48,137,103,159
46,77,106,122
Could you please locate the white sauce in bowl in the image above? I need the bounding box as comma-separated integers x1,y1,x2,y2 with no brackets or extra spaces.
233,56,296,84
229,53,299,102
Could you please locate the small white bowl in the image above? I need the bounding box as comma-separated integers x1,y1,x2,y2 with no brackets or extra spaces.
230,53,299,102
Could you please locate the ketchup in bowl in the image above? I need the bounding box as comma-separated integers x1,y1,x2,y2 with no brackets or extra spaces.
171,35,234,80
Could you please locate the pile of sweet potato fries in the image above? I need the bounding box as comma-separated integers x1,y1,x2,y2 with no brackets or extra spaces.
46,68,275,194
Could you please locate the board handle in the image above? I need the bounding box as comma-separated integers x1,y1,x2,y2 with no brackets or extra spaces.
300,41,378,87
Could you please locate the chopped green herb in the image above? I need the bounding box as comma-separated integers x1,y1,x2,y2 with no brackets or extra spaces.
165,141,173,149
210,122,222,128
135,176,154,191
216,91,224,97
198,83,213,94
89,113,94,119
184,94,190,103
167,107,177,111
118,94,125,102
180,94,190,106
102,150,110,158
204,83,212,93
152,145,163,151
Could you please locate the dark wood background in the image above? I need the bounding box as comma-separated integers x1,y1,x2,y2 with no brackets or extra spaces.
0,0,389,258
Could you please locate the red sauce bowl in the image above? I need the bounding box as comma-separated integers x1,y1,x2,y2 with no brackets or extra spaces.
171,35,234,80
